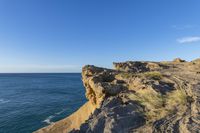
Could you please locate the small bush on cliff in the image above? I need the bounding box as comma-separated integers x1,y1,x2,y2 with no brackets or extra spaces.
143,71,162,80
115,71,162,81
115,72,136,79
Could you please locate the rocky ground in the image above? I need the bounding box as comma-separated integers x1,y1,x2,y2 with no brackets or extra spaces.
35,58,200,133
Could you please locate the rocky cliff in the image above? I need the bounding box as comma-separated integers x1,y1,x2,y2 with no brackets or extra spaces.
35,58,200,133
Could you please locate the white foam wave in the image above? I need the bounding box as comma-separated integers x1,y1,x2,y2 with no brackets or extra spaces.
43,109,67,125
43,115,54,124
55,109,66,115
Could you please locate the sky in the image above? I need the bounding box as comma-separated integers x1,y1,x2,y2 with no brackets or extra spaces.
0,0,200,72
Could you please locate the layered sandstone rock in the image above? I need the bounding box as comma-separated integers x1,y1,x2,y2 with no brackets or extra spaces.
35,58,200,133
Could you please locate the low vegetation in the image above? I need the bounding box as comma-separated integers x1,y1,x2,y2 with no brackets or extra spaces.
115,72,136,79
143,71,163,80
166,89,188,113
128,88,187,122
115,71,163,80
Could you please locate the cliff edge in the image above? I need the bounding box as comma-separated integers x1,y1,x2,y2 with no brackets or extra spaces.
35,58,200,133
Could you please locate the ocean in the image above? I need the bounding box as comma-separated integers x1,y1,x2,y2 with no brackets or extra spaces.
0,73,86,133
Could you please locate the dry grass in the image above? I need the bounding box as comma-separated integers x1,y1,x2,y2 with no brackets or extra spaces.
128,88,187,122
116,71,162,80
143,71,163,80
128,88,166,121
166,89,187,113
115,72,136,79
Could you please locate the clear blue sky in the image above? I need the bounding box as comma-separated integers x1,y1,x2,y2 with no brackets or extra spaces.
0,0,200,72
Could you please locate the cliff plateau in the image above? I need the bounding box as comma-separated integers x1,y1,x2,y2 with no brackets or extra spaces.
35,58,200,133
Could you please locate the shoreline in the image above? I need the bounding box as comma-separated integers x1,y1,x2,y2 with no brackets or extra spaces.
35,58,200,133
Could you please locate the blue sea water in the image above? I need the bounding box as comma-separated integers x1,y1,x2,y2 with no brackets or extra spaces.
0,73,86,133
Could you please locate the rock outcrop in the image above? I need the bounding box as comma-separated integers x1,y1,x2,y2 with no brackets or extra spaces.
173,58,186,63
35,58,200,133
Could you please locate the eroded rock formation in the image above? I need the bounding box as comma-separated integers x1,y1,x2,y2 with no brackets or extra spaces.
35,58,200,133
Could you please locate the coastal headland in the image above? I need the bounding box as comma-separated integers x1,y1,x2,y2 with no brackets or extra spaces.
35,58,200,133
